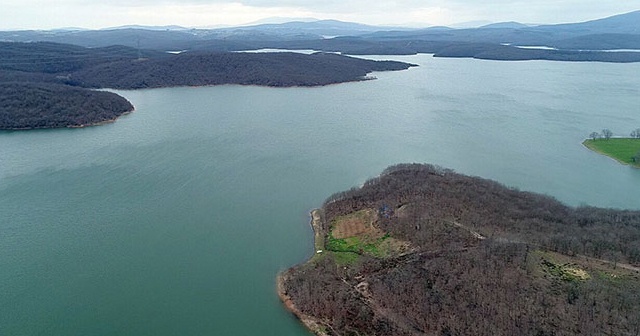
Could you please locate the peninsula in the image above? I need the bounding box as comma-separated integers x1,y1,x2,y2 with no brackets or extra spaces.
583,138,640,167
0,83,133,129
279,164,640,336
0,42,415,130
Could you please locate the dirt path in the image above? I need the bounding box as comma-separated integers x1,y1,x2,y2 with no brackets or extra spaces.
310,209,325,251
448,220,486,240
577,254,640,273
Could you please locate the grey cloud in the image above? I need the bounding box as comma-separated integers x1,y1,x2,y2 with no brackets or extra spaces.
75,0,639,19
2,0,638,30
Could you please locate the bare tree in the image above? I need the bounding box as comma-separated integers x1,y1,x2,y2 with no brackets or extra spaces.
631,128,640,139
589,132,600,141
602,129,613,140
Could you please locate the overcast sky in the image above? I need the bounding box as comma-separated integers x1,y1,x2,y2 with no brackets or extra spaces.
1,0,639,30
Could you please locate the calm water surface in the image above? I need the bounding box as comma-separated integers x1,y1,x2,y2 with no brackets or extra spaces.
1,54,639,335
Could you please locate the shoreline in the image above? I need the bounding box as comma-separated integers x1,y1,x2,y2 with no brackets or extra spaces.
69,109,134,129
0,109,134,131
0,70,394,132
276,209,330,336
104,71,398,92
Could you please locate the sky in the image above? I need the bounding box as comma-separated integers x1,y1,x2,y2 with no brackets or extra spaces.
1,0,639,30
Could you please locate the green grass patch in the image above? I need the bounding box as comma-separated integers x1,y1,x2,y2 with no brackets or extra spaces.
541,259,590,282
326,232,391,258
583,138,640,166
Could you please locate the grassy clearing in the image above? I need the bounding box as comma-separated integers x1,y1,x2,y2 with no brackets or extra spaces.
535,250,640,282
326,233,392,258
583,138,640,166
326,209,410,259
541,259,590,282
535,250,591,282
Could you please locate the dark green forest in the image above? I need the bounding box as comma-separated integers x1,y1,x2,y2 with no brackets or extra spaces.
70,51,412,89
0,83,133,129
280,164,640,336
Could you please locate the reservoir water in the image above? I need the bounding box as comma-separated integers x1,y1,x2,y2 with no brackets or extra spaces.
1,54,639,335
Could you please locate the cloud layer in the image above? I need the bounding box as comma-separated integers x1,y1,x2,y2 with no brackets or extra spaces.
1,0,638,29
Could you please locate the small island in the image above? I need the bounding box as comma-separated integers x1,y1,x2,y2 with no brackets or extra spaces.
583,128,640,167
278,164,640,336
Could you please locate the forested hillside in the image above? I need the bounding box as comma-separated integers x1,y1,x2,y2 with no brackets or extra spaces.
0,83,133,129
279,164,640,336
71,52,411,89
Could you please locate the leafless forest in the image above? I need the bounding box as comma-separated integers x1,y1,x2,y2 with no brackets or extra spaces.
281,164,640,336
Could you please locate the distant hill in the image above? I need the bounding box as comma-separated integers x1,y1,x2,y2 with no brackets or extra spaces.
234,19,397,35
0,28,199,50
0,19,411,49
534,10,640,35
363,10,639,43
70,51,415,89
0,42,167,73
551,33,640,50
450,20,492,29
105,25,191,31
1,11,639,61
0,41,413,89
480,21,529,29
246,17,319,25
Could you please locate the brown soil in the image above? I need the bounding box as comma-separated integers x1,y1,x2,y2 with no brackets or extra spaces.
331,209,378,239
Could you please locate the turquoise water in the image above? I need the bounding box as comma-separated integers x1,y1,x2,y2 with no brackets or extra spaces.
1,54,639,335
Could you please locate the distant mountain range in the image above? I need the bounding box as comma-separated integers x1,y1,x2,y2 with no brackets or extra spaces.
0,20,412,48
479,21,530,29
223,19,408,37
361,10,639,45
105,25,191,31
1,10,639,62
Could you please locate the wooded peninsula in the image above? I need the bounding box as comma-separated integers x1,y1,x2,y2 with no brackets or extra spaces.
0,42,414,130
279,164,640,336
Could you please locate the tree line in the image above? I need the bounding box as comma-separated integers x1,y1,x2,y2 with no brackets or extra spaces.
589,128,640,140
0,82,133,129
588,128,640,163
70,51,413,89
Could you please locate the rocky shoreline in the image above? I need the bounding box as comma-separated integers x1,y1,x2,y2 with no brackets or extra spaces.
276,209,330,336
